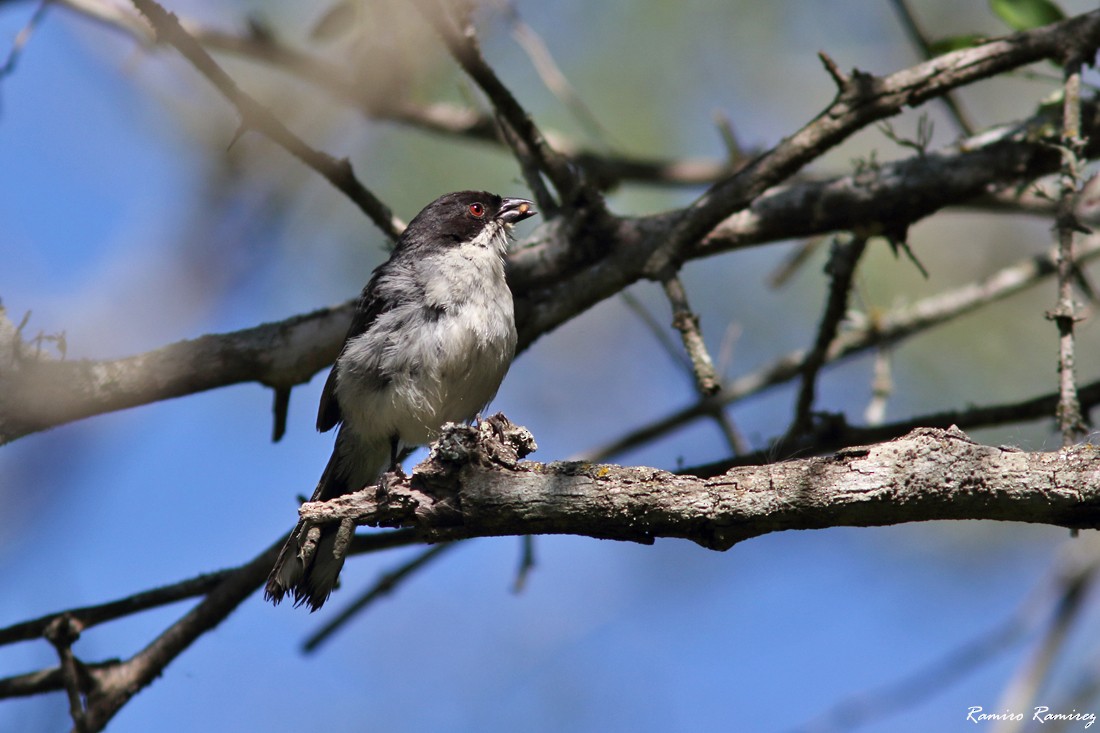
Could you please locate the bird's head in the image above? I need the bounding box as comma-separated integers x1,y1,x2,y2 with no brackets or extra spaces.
400,190,537,256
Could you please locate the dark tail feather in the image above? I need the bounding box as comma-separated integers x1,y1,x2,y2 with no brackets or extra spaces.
264,451,348,611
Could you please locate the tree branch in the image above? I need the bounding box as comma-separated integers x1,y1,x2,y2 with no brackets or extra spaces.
647,10,1100,276
129,0,403,240
296,418,1100,553
2,13,1098,450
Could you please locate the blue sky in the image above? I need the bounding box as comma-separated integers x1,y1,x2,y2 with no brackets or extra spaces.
2,1,1099,731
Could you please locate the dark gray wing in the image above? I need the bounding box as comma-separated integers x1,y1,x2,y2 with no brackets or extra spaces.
316,267,393,433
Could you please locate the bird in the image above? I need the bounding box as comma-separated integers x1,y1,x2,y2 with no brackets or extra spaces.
265,190,537,611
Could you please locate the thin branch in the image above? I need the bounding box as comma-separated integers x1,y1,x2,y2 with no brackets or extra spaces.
302,542,456,653
791,539,1098,733
886,0,976,135
992,559,1097,733
581,235,1100,464
56,0,733,191
0,301,353,445
75,537,282,732
789,234,869,437
644,10,1100,278
619,289,747,455
0,1,49,80
0,528,421,649
661,274,722,395
512,535,537,593
688,375,1100,477
619,290,693,374
863,347,893,426
1050,57,1089,446
3,18,1098,448
44,615,88,732
129,0,403,240
502,1,611,147
412,0,577,207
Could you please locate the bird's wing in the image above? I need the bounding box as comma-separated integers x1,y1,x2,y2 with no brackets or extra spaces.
316,268,393,433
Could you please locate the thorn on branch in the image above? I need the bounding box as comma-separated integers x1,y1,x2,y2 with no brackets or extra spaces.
271,386,291,442
513,535,537,593
818,51,850,91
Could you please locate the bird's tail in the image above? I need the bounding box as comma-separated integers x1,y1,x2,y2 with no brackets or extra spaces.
264,451,350,612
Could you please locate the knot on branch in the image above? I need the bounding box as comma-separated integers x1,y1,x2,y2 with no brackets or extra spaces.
301,413,536,532
428,413,538,470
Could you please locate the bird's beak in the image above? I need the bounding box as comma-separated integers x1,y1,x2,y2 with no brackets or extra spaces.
497,197,537,224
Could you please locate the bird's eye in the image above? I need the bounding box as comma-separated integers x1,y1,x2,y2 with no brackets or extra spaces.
468,203,485,217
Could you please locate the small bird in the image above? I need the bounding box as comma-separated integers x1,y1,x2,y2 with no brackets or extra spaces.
265,191,536,610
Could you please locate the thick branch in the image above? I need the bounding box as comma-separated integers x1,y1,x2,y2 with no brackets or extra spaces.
0,303,350,445
297,419,1100,552
3,19,1099,444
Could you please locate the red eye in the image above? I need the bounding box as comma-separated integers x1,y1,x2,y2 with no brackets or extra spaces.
468,203,485,217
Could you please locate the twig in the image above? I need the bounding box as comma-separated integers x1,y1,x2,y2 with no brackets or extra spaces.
1049,58,1089,446
645,10,1100,278
44,615,87,732
502,1,611,147
56,0,733,191
0,528,421,650
581,236,1100,463
863,347,893,426
619,290,693,374
72,537,283,732
412,0,577,207
886,0,975,135
789,234,869,438
129,0,403,241
992,553,1098,733
790,539,1096,733
661,274,722,395
620,288,746,454
0,1,49,80
768,239,823,289
302,542,456,653
512,535,537,593
687,375,1100,477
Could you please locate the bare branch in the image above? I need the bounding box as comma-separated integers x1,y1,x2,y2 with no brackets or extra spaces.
789,233,869,437
650,10,1100,276
992,555,1096,733
661,274,721,396
0,302,351,445
792,539,1099,733
412,0,578,207
690,375,1100,477
886,0,976,135
3,14,1099,450
1050,57,1089,446
0,1,49,80
129,0,403,240
302,542,456,653
298,420,1100,552
583,236,1100,463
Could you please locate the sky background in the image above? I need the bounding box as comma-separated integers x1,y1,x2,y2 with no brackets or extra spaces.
2,0,1100,731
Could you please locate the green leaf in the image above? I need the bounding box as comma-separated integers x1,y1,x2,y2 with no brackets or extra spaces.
989,0,1065,31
